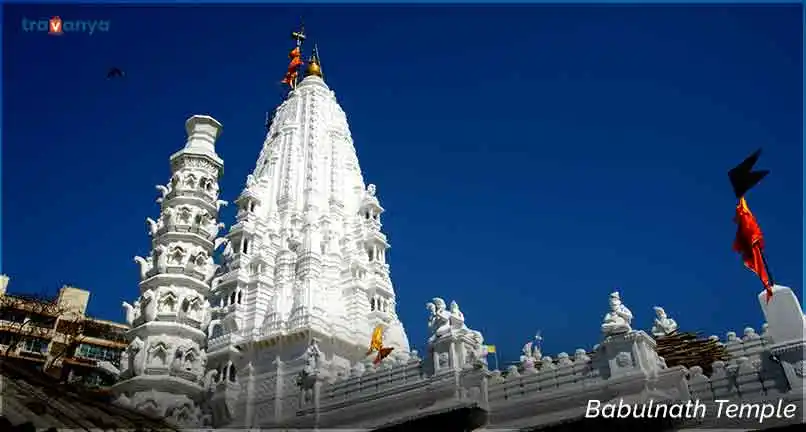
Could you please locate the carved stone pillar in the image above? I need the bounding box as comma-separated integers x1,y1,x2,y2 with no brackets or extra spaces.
759,285,806,395
599,330,663,380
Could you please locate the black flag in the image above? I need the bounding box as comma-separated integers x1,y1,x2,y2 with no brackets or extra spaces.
728,149,769,199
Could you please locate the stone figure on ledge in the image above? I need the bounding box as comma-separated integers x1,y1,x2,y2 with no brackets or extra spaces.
128,336,146,376
155,183,172,203
450,300,467,330
133,255,154,280
154,245,168,273
366,184,377,198
162,207,175,227
651,306,678,337
141,289,158,322
122,301,136,326
246,174,257,189
520,341,537,369
427,298,452,341
304,338,322,374
146,217,160,237
467,330,487,367
601,291,633,337
520,334,543,369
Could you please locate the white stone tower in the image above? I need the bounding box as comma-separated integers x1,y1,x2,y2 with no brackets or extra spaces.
113,115,225,427
204,48,411,426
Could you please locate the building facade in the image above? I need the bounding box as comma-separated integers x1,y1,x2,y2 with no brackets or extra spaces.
110,47,806,430
0,275,128,389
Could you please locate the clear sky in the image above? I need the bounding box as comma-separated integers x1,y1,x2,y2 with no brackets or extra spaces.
2,4,802,363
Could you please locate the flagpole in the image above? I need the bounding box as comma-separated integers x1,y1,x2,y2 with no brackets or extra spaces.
759,249,775,287
494,351,500,371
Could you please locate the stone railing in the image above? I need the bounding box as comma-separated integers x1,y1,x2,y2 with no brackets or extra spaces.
208,333,242,353
318,358,424,408
486,349,599,405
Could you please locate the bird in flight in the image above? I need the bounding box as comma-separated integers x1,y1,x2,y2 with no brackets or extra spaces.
106,67,125,79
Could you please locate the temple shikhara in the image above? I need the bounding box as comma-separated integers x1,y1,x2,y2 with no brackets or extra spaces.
107,28,806,431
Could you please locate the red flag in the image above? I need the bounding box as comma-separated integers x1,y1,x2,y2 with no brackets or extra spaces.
733,197,772,301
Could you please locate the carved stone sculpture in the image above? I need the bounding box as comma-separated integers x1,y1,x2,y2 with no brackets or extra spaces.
159,290,178,313
163,207,175,227
201,256,218,283
204,369,218,391
184,173,197,188
134,255,153,280
141,289,158,322
120,349,130,376
216,200,228,211
449,300,467,330
129,336,146,376
426,299,451,341
201,300,212,332
122,301,135,326
601,291,633,337
155,244,169,273
520,341,537,369
367,184,376,197
222,240,235,262
168,246,187,266
146,218,159,237
651,306,678,337
132,299,142,322
170,348,184,373
304,338,322,374
156,184,172,203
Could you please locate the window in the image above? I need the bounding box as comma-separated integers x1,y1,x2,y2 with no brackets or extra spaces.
75,343,122,367
22,338,49,354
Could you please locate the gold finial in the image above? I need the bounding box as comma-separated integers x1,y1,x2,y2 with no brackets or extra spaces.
305,44,323,78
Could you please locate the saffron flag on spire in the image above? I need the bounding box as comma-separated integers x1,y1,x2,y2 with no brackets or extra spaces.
281,46,303,89
366,324,394,365
729,149,774,302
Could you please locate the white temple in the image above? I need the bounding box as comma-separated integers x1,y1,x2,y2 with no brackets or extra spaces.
110,40,806,431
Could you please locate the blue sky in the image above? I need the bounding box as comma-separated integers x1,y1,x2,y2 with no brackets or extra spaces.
2,4,802,363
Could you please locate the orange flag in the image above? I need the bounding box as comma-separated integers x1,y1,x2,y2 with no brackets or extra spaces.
366,324,394,364
281,47,303,87
733,197,772,301
366,324,384,356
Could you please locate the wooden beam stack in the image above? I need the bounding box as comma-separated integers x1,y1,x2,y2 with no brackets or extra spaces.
654,331,730,376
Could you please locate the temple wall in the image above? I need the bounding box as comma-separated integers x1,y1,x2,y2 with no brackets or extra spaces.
219,287,805,430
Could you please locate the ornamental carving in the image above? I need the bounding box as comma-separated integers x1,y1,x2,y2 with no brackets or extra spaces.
794,360,805,377
615,352,633,368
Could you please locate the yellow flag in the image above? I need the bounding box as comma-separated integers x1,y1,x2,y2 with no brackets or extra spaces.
485,345,496,354
367,324,384,354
